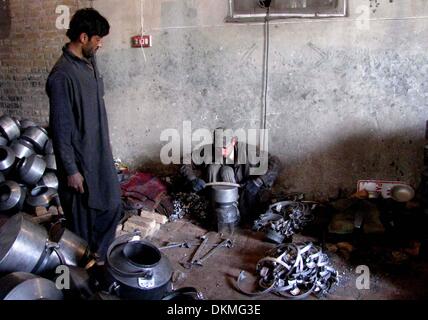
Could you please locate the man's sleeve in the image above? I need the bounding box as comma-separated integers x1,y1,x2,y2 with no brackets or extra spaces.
47,72,79,176
259,153,281,188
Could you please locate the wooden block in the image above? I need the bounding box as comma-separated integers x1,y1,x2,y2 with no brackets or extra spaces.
48,206,58,216
140,210,168,225
35,206,48,217
147,223,161,238
31,213,54,224
127,215,156,229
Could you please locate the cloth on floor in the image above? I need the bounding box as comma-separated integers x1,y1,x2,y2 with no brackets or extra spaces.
120,172,174,217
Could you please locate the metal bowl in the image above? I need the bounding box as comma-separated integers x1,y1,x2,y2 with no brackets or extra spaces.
0,146,16,172
390,185,415,203
21,126,49,152
10,139,35,160
18,154,46,185
0,181,25,212
0,115,20,141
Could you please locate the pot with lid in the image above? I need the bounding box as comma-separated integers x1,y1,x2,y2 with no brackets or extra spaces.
104,233,173,300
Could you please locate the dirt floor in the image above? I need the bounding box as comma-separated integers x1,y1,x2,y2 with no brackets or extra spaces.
151,219,428,300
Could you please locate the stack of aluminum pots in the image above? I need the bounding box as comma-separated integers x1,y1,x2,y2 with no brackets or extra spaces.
0,115,58,215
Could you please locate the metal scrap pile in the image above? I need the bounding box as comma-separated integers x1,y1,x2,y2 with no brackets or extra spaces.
253,201,315,243
171,192,210,222
237,242,339,299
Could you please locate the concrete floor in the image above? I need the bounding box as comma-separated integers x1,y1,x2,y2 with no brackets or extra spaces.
151,220,428,300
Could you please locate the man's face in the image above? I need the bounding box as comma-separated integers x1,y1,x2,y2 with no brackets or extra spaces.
82,35,103,58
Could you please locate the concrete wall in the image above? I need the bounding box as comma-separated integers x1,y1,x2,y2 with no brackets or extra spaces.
1,0,427,199
93,0,428,199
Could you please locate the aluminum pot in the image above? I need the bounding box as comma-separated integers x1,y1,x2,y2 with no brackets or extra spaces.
0,272,63,300
211,185,239,203
105,233,173,300
211,185,240,232
0,146,15,172
0,181,25,212
19,119,37,131
25,186,57,208
0,115,20,141
10,139,35,160
48,223,91,267
0,213,49,273
44,154,57,171
44,139,54,155
37,172,59,190
21,126,49,152
18,154,46,185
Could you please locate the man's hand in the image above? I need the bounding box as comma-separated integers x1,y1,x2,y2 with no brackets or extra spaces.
191,178,206,192
68,172,85,194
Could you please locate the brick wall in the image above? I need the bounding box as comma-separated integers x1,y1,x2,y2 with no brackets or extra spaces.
0,0,88,125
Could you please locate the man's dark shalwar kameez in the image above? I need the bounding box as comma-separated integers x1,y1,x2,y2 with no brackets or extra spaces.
46,45,121,259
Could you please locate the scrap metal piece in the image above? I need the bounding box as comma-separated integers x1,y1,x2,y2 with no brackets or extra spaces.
236,242,339,300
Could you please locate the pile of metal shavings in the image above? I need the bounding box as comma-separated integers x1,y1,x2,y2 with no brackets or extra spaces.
236,242,339,299
253,201,316,241
171,192,210,222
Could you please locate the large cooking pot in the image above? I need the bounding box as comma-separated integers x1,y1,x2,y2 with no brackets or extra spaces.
0,272,63,300
0,115,20,141
21,126,49,152
18,154,46,185
0,213,50,273
0,146,16,172
0,181,25,212
105,233,173,300
49,223,91,267
10,139,35,160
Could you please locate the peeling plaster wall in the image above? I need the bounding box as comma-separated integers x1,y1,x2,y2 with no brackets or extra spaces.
92,0,428,199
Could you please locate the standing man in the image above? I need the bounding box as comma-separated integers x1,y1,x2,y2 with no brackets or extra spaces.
46,8,121,261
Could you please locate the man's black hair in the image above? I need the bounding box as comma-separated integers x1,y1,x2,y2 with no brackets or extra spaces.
66,8,110,41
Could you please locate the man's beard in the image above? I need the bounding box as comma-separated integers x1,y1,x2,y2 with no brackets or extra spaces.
82,46,96,59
